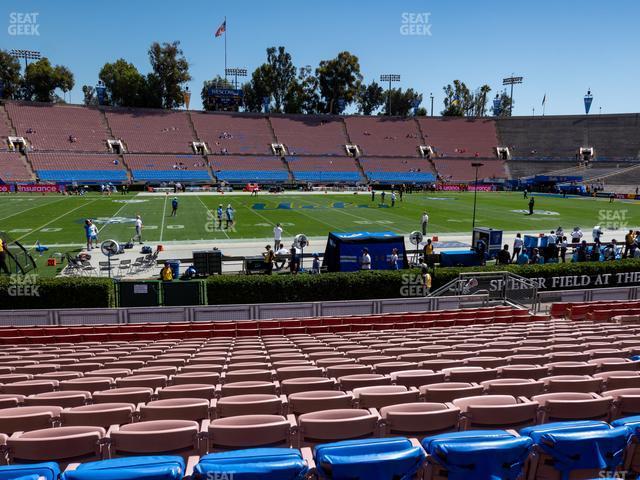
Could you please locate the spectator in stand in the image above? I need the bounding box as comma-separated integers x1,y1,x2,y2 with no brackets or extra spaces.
160,262,173,281
311,253,320,274
559,236,568,263
289,245,299,275
576,240,588,262
263,245,275,275
496,245,511,265
512,233,523,262
516,249,530,265
624,230,635,258
0,238,9,275
571,227,583,244
529,248,542,265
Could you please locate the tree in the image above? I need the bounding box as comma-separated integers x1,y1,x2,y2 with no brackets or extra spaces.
473,84,492,117
284,65,320,114
242,64,271,113
441,80,472,117
265,46,296,113
81,85,97,106
357,81,385,115
147,41,191,109
316,51,363,114
0,50,22,99
23,57,74,103
98,59,147,107
492,91,513,117
381,88,423,116
201,75,235,111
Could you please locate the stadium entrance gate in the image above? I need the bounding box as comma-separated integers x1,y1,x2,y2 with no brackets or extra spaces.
429,271,537,310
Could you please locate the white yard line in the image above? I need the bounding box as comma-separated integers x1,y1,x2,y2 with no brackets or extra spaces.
15,198,101,242
97,194,140,234
0,196,70,223
196,195,229,239
159,195,168,241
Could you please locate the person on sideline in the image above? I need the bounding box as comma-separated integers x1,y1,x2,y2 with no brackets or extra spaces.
273,223,283,250
496,245,511,265
360,248,372,270
390,248,399,270
160,262,173,281
134,215,143,244
512,233,523,261
421,211,429,236
171,197,178,217
263,245,275,275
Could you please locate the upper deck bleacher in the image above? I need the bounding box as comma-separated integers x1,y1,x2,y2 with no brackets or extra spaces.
191,113,274,155
270,116,348,155
344,117,422,157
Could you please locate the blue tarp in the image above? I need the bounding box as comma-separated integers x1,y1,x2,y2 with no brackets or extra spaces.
322,231,408,272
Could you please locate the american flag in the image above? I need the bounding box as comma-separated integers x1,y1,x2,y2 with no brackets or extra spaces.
215,20,226,38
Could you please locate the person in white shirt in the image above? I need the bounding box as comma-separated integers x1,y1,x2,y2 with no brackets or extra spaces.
273,223,283,250
360,248,372,270
89,221,98,245
421,211,429,235
592,225,603,243
571,227,583,244
134,215,143,244
547,230,557,245
512,233,524,262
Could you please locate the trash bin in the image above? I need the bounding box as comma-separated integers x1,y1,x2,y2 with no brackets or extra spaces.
167,260,180,278
162,280,205,306
118,281,161,307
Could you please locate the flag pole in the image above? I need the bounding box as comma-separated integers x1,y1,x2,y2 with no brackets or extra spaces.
224,16,227,81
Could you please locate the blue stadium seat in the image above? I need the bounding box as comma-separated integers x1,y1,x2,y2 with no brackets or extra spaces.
293,171,361,183
132,170,212,181
215,170,289,182
194,448,310,480
314,437,425,480
421,430,533,480
0,462,60,480
366,172,435,183
37,170,128,182
520,421,631,479
60,456,185,480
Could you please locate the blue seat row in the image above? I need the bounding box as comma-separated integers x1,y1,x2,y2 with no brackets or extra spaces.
293,171,362,183
366,171,436,183
215,170,289,182
5,417,640,479
131,170,212,181
37,170,128,182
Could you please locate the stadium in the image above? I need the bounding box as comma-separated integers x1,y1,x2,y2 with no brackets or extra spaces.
2,1,640,479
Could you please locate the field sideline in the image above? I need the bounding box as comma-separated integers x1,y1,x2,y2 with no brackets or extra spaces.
1,191,638,248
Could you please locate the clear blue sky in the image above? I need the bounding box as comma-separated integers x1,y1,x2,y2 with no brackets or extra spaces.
2,0,637,115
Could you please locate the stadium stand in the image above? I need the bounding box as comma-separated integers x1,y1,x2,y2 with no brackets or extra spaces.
0,106,13,149
418,117,499,158
191,112,274,155
28,153,128,182
432,158,507,182
5,102,109,152
287,155,362,183
124,154,211,182
208,155,289,183
270,115,348,155
359,157,437,184
496,114,640,161
0,152,35,182
105,109,195,154
0,305,640,477
344,117,423,156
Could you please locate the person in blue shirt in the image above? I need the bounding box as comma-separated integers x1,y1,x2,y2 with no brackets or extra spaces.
516,250,530,265
225,204,235,229
171,197,178,217
216,204,223,229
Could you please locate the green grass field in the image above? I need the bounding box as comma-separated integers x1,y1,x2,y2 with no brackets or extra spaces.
2,191,639,249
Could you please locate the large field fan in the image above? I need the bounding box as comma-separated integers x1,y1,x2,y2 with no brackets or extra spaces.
0,231,37,275
294,234,309,249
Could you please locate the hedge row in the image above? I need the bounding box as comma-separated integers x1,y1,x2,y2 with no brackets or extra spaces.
0,277,115,310
4,258,640,309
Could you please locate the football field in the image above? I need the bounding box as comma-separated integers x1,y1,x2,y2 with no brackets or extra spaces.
1,191,638,248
